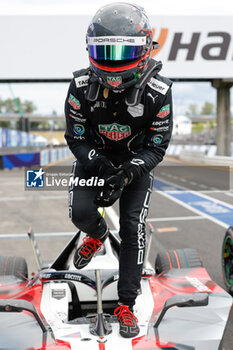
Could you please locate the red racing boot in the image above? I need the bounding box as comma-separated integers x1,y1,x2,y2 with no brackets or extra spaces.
114,305,140,338
73,231,108,269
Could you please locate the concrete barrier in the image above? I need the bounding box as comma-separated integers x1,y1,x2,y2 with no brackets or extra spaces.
202,155,233,167
167,144,218,157
179,150,205,163
178,149,233,167
40,147,71,166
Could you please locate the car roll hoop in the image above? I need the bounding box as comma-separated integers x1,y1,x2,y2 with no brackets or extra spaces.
154,292,209,329
0,298,48,348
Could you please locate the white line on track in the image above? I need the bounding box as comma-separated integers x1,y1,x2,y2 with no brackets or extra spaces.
0,181,23,186
192,190,233,211
0,195,67,201
105,206,120,231
155,177,231,228
0,196,27,201
0,232,75,239
0,230,120,240
147,216,206,222
157,190,229,229
156,176,231,197
199,190,231,193
199,184,208,189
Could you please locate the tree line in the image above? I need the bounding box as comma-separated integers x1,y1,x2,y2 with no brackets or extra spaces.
0,97,66,130
186,102,215,116
0,97,37,114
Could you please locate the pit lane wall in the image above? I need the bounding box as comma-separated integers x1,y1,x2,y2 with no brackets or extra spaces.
167,144,233,167
1,144,232,169
0,147,71,169
167,144,217,157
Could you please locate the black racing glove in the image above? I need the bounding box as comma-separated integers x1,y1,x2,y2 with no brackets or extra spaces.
120,162,135,184
84,157,118,178
94,170,128,207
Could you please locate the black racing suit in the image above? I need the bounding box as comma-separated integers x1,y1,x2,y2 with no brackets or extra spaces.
65,67,173,306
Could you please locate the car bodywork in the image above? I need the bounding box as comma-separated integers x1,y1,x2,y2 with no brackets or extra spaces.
0,230,232,350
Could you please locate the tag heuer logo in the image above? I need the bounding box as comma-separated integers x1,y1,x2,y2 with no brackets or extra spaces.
68,94,81,110
147,78,169,95
107,76,122,88
157,104,170,118
98,123,131,141
74,75,89,88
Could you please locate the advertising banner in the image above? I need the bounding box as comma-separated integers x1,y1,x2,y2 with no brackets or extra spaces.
0,128,37,147
2,153,40,169
0,15,232,80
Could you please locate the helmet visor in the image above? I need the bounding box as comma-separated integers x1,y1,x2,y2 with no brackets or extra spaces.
89,44,145,60
88,36,146,61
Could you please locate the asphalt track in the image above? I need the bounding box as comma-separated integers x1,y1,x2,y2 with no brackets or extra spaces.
0,155,233,349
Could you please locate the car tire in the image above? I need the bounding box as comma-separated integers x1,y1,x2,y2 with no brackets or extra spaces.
155,248,203,274
222,226,233,296
0,256,28,280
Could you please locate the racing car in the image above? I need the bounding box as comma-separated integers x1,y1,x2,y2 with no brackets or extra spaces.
222,226,233,297
0,226,232,350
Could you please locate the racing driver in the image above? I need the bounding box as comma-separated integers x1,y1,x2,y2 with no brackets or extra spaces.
65,2,173,338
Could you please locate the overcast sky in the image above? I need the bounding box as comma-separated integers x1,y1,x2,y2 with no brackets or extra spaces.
0,0,232,116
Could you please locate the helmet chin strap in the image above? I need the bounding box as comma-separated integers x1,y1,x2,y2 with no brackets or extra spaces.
125,59,162,106
85,59,162,105
85,72,100,102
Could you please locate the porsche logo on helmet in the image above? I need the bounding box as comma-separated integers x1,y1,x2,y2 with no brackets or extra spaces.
107,76,122,88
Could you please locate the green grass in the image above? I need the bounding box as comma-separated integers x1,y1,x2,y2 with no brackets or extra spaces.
192,122,204,133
